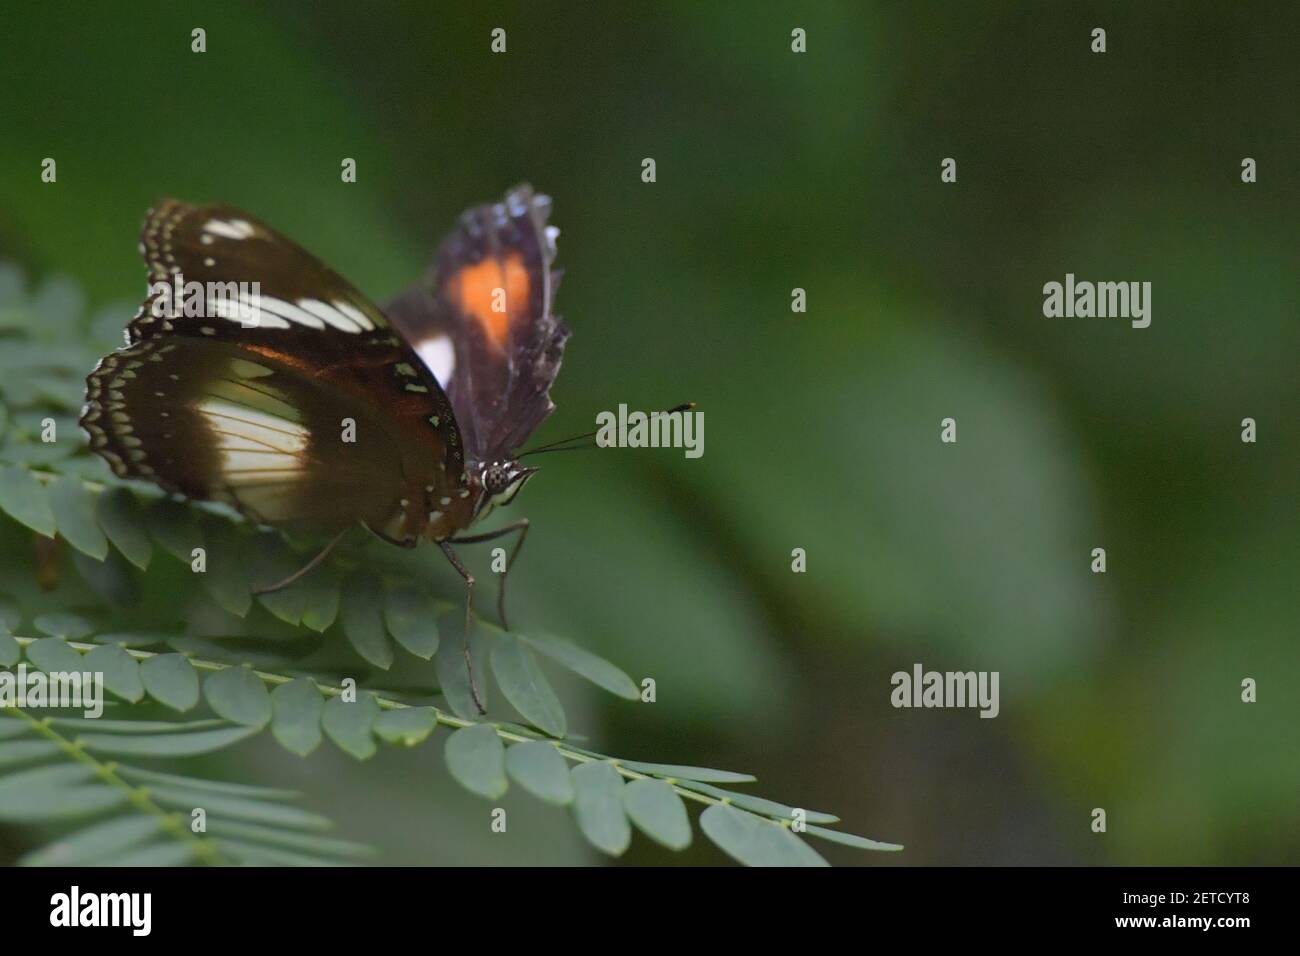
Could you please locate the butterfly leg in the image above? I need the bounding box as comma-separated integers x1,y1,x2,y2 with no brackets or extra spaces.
438,539,486,715
251,527,351,596
449,518,529,630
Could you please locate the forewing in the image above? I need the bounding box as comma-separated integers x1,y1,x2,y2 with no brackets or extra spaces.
82,200,470,536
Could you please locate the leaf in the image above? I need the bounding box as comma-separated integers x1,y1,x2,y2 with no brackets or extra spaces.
0,740,59,768
373,707,437,746
147,499,203,563
115,766,299,800
0,465,56,536
50,717,225,734
0,764,126,822
77,724,260,757
271,678,323,756
32,612,94,639
201,522,251,617
571,761,631,856
0,718,28,739
24,636,85,673
623,778,692,850
490,635,566,738
614,760,756,784
20,816,163,866
504,741,574,805
84,643,144,702
139,653,200,712
322,692,380,759
48,475,108,560
383,584,439,659
253,538,306,629
299,564,340,633
434,611,489,719
147,786,330,829
444,724,507,799
675,781,839,824
94,488,152,570
699,803,828,867
522,632,639,700
341,575,393,669
0,632,19,667
804,824,903,852
208,819,372,860
203,667,272,728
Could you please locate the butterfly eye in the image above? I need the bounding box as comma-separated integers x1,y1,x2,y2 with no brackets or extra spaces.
483,465,511,495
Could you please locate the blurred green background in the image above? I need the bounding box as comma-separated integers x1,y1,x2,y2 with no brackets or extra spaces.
1,0,1296,864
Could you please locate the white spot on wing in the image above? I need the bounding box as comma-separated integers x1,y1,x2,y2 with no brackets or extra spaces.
298,298,362,333
415,334,455,388
253,295,326,330
203,219,256,240
333,300,375,331
197,398,309,484
209,296,290,329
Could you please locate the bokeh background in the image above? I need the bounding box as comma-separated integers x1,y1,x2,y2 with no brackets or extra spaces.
1,0,1296,864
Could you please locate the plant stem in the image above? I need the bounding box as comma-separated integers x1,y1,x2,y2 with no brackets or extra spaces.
8,635,768,822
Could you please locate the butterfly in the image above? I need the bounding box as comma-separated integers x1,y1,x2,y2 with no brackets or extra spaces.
80,184,570,711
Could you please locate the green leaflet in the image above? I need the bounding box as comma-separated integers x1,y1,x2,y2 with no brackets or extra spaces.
84,643,144,702
203,667,272,728
571,761,631,856
489,635,566,738
521,632,639,700
48,475,108,560
271,678,324,756
623,778,692,850
322,692,380,759
0,764,126,822
0,465,56,537
505,741,574,806
699,804,828,867
383,584,439,659
138,654,200,712
444,724,507,799
341,575,393,669
76,724,261,757
94,488,152,570
20,816,163,866
373,707,437,747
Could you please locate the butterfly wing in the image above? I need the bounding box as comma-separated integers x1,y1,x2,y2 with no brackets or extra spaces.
385,184,569,462
82,200,472,541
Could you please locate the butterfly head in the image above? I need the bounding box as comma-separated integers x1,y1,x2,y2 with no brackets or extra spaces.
472,459,538,521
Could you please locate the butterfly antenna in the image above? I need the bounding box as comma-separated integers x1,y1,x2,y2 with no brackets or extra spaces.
518,402,696,458
517,428,600,457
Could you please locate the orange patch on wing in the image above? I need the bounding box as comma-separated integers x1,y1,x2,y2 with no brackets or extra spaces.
448,253,530,349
